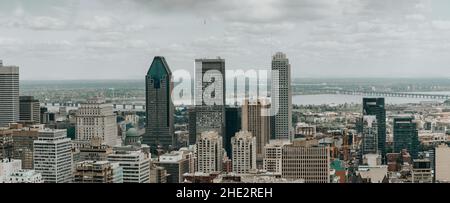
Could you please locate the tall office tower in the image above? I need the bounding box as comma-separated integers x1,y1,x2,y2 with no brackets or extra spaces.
263,140,286,175
363,98,386,160
75,97,117,147
435,144,450,182
74,161,123,183
196,131,223,173
12,128,39,169
158,151,190,183
19,96,40,124
231,131,256,174
271,52,292,141
187,107,197,145
242,99,270,165
282,140,330,183
33,129,72,183
362,116,378,155
224,106,241,158
0,129,14,159
144,56,174,151
0,61,19,128
393,117,419,159
78,136,113,162
107,146,151,183
194,58,226,145
195,58,226,106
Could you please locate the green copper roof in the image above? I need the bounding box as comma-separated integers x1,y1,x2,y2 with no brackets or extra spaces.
331,159,345,171
147,56,171,79
126,128,139,137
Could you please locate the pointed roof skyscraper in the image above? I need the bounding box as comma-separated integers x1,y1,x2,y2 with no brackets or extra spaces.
144,56,174,152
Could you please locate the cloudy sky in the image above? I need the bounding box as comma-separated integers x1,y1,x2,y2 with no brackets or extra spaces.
1,0,450,80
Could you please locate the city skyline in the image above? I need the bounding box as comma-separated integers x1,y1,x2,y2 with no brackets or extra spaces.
2,0,450,191
2,0,450,80
2,52,450,185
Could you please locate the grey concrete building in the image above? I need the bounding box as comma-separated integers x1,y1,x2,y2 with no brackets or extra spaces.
33,129,72,183
0,61,19,128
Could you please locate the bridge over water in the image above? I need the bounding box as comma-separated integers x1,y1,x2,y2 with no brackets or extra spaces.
41,90,450,109
41,102,146,111
336,90,450,100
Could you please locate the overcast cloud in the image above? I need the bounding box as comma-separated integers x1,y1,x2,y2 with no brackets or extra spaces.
1,0,450,80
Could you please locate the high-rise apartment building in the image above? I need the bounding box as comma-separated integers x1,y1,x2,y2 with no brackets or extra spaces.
33,129,72,183
231,131,256,174
75,97,117,147
19,96,40,124
144,56,174,150
242,99,270,164
0,61,19,128
196,131,223,173
271,52,292,140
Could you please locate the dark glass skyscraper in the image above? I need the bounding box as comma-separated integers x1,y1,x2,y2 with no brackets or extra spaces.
19,96,40,124
144,56,174,151
393,117,419,159
225,106,241,158
187,106,197,146
363,98,386,160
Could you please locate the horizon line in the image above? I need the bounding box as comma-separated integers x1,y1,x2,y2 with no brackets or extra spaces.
20,76,450,81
